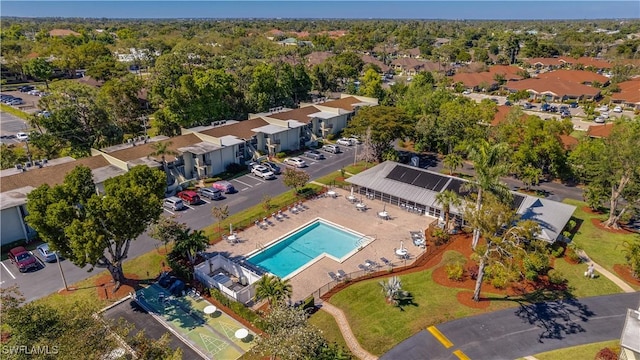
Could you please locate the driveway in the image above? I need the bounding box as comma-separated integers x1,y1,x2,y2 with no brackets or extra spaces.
381,292,640,360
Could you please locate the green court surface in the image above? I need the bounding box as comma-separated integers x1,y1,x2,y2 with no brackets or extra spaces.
136,284,255,359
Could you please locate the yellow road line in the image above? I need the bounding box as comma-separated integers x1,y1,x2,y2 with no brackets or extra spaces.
426,326,453,348
453,349,471,360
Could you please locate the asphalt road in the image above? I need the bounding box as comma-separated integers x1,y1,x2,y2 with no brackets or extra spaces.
0,111,29,145
0,145,359,302
381,292,640,360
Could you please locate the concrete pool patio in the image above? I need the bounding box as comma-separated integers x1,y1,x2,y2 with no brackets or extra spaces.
209,187,437,303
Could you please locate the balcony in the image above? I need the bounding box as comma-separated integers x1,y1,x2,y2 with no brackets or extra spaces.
266,138,281,146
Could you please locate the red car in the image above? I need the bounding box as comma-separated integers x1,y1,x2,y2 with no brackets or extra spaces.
8,246,39,272
177,190,201,205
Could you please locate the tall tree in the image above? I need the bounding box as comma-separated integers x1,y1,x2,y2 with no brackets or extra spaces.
344,106,413,161
25,165,166,290
97,74,145,135
24,57,53,89
282,167,310,193
435,190,461,231
173,229,209,265
464,139,511,249
149,216,188,252
359,68,384,100
211,205,229,234
463,194,541,302
443,153,463,175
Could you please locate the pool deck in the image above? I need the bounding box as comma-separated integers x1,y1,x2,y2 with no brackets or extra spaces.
209,188,436,303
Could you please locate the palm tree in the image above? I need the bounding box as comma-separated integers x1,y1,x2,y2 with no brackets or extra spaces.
443,153,463,175
379,276,411,306
255,275,292,306
149,141,178,185
173,229,209,265
435,190,461,232
464,140,512,249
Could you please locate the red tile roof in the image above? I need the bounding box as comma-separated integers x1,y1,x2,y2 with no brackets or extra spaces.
587,123,614,138
561,56,612,69
49,29,81,37
526,57,566,67
537,69,609,85
488,65,524,80
305,51,335,66
559,135,578,150
360,55,390,72
611,78,640,104
452,72,497,88
490,106,513,126
505,78,600,98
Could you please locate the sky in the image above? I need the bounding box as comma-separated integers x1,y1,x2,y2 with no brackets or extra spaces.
1,1,639,20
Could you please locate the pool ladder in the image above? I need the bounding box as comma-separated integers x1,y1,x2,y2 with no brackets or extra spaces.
356,234,376,249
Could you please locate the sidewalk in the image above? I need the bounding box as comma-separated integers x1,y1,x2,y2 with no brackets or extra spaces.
321,302,378,360
579,250,636,293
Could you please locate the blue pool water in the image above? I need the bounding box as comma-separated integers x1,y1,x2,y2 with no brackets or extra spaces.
247,220,363,278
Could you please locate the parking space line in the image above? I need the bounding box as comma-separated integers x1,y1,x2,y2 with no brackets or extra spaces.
200,198,210,204
241,187,249,191
453,350,470,360
427,326,453,349
184,204,194,210
163,209,175,215
251,176,266,183
1,261,16,279
233,179,253,188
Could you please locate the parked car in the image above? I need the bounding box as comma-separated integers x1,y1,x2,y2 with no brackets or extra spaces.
163,196,185,211
600,111,610,119
597,105,609,112
522,102,534,109
262,161,281,175
252,164,276,179
540,103,551,111
37,243,58,263
560,111,571,119
322,144,341,154
18,85,34,92
27,89,41,96
283,157,307,168
613,106,623,113
569,102,579,108
8,246,39,272
504,100,512,106
304,149,325,160
177,190,201,205
197,186,223,200
212,180,236,194
462,90,471,95
594,116,606,124
559,105,569,112
8,98,24,105
16,132,29,141
336,138,353,146
489,98,499,104
347,137,362,145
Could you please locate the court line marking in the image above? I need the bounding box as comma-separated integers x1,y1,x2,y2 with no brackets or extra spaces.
453,349,470,360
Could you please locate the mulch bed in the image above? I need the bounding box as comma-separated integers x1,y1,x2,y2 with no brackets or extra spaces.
590,218,634,235
582,206,604,215
456,291,490,309
613,264,640,287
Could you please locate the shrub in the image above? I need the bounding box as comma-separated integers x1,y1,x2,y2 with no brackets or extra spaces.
565,243,582,263
276,152,287,159
550,244,565,258
486,265,514,289
166,252,192,281
622,240,640,279
547,269,566,285
208,287,266,330
204,177,221,184
300,295,315,314
445,263,464,281
398,140,405,148
326,134,336,140
594,347,618,360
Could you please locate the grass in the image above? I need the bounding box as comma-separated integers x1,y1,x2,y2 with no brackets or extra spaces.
203,184,323,241
314,171,351,188
563,199,640,290
525,339,619,360
0,103,30,120
329,251,516,356
343,161,376,175
308,309,350,351
552,258,622,297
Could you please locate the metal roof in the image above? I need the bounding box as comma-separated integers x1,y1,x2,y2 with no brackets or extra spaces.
348,161,576,242
621,308,640,353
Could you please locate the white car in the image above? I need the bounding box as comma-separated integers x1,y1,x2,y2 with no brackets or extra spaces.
336,138,353,146
613,106,623,113
597,105,609,112
600,111,609,119
462,90,471,95
594,116,606,124
16,132,29,141
251,165,276,180
283,157,307,168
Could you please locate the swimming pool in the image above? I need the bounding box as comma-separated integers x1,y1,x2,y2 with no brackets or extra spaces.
247,219,371,279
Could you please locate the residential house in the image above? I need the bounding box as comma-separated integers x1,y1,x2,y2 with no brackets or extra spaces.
48,29,81,37
611,78,640,110
399,47,421,58
305,51,335,67
587,123,614,139
560,56,612,70
360,54,391,74
391,58,439,76
536,69,610,86
452,72,498,92
504,78,601,102
265,29,285,41
525,57,567,70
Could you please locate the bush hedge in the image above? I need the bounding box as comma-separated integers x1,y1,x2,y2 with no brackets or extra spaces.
208,287,266,330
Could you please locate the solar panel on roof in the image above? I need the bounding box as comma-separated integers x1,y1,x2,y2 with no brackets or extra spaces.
385,165,450,191
446,178,470,196
512,194,525,210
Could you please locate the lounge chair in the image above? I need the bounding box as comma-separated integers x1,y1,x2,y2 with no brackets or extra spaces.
328,271,339,281
275,210,284,221
365,259,379,269
380,257,391,266
358,264,368,271
337,269,348,280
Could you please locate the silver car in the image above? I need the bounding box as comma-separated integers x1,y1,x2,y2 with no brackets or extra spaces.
37,243,58,263
284,157,307,168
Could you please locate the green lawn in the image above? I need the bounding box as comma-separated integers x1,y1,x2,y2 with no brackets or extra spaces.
563,199,640,290
0,103,30,120
308,309,350,351
329,252,515,356
524,340,619,360
552,258,622,297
